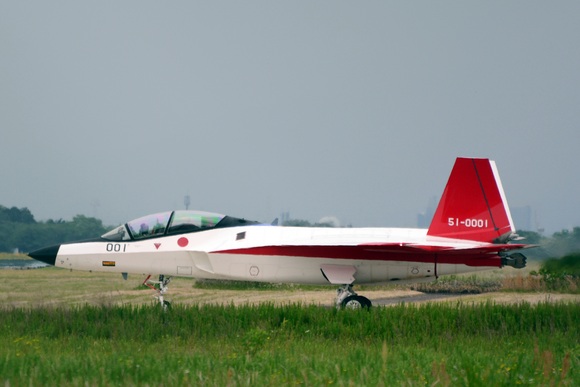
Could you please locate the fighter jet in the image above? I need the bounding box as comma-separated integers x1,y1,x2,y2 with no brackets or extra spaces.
29,157,531,308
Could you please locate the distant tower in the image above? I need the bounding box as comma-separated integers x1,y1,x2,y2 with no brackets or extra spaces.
91,200,100,219
535,211,544,234
280,211,290,225
184,195,191,210
417,196,437,228
511,205,532,231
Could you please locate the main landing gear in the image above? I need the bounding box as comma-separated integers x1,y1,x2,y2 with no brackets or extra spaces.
501,252,527,269
336,284,372,309
143,274,172,309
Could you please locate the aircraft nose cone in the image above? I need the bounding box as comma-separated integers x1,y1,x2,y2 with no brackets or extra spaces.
28,245,60,266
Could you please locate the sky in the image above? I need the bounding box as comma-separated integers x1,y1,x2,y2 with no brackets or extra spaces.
1,1,579,234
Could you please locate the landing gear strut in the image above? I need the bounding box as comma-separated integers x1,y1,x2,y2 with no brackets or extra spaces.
143,274,172,309
336,284,372,309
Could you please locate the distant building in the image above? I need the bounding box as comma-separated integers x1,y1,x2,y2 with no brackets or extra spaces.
511,205,532,231
417,196,437,229
280,211,290,225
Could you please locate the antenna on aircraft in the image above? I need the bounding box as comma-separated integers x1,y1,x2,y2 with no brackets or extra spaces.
184,195,190,210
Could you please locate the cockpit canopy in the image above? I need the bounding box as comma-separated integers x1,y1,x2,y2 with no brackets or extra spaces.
102,210,259,241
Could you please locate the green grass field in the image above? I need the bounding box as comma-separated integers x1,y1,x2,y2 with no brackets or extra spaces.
1,259,579,385
1,301,578,385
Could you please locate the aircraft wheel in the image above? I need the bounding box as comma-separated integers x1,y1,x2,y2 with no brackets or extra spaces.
162,300,171,310
341,295,372,309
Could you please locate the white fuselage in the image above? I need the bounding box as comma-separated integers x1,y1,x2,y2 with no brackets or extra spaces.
55,225,497,285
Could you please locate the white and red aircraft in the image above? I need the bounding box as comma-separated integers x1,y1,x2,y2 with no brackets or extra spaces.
29,157,530,308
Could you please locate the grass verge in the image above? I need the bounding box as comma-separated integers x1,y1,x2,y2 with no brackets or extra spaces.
1,302,578,386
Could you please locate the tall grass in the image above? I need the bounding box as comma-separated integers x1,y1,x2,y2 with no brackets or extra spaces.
411,274,502,294
1,302,578,385
411,272,580,294
193,279,328,291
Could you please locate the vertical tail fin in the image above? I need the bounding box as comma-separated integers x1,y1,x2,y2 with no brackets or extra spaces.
427,158,516,243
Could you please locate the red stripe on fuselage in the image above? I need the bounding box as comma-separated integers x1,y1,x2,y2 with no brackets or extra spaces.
212,245,502,267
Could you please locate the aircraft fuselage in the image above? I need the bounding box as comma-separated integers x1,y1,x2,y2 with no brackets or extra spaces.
29,158,531,308
53,225,503,285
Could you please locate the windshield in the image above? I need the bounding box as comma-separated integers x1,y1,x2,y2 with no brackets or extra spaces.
167,210,225,234
127,211,172,240
101,210,228,241
102,225,131,241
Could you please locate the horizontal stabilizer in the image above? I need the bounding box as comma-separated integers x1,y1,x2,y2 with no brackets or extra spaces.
359,242,454,253
360,242,528,254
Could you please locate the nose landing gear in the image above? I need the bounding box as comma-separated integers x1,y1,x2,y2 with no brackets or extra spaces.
143,274,172,309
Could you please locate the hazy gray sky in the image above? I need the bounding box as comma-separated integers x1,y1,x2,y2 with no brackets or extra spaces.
1,1,579,234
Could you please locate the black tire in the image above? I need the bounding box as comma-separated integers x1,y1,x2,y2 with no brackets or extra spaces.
163,300,171,309
341,295,372,309
358,296,372,309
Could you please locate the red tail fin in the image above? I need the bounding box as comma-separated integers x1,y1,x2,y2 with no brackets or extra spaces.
427,158,515,243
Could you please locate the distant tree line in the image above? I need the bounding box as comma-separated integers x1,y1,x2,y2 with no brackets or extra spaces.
1,205,579,259
516,228,580,260
0,205,108,253
282,219,337,228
